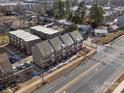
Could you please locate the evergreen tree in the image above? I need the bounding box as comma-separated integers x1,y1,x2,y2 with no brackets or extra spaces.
90,4,104,27
77,1,87,23
53,0,65,18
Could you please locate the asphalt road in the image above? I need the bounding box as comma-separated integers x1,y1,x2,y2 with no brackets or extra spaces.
33,36,124,93
65,37,124,93
65,56,124,93
33,53,106,93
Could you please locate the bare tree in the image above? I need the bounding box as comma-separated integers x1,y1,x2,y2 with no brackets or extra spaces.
0,6,7,15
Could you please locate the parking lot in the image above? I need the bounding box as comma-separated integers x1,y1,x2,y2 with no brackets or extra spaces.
2,45,27,64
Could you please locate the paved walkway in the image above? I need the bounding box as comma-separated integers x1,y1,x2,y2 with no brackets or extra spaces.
0,44,8,48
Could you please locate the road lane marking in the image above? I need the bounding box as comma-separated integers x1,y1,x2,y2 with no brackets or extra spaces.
55,48,124,93
54,57,108,93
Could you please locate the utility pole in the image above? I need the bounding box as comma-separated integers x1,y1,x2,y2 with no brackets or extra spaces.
41,66,46,85
40,60,46,85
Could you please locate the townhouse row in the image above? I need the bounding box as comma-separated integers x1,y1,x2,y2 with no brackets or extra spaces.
32,31,83,68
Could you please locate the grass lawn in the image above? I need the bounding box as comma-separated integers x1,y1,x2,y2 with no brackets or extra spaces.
96,31,124,45
0,32,9,46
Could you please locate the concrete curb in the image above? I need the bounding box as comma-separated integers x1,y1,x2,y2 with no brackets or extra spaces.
15,49,96,93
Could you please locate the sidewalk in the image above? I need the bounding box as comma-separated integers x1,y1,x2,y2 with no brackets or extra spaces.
113,80,124,93
55,54,107,93
0,44,8,48
15,47,96,93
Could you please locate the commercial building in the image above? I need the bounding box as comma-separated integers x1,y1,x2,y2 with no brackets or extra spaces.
30,25,61,40
9,30,41,55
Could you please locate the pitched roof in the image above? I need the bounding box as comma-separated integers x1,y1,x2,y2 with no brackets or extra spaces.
36,40,54,57
0,53,13,76
49,37,62,52
70,31,83,42
60,33,74,47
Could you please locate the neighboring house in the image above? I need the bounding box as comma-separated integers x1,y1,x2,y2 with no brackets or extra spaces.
57,20,73,33
94,25,118,36
117,15,124,28
0,23,6,33
39,16,54,25
104,10,120,24
103,6,124,24
108,25,118,32
78,24,92,38
10,22,19,30
94,28,108,36
0,49,15,84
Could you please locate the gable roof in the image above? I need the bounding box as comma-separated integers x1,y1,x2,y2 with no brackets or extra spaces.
70,31,83,43
36,40,54,57
49,37,62,52
0,53,13,76
60,33,74,47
